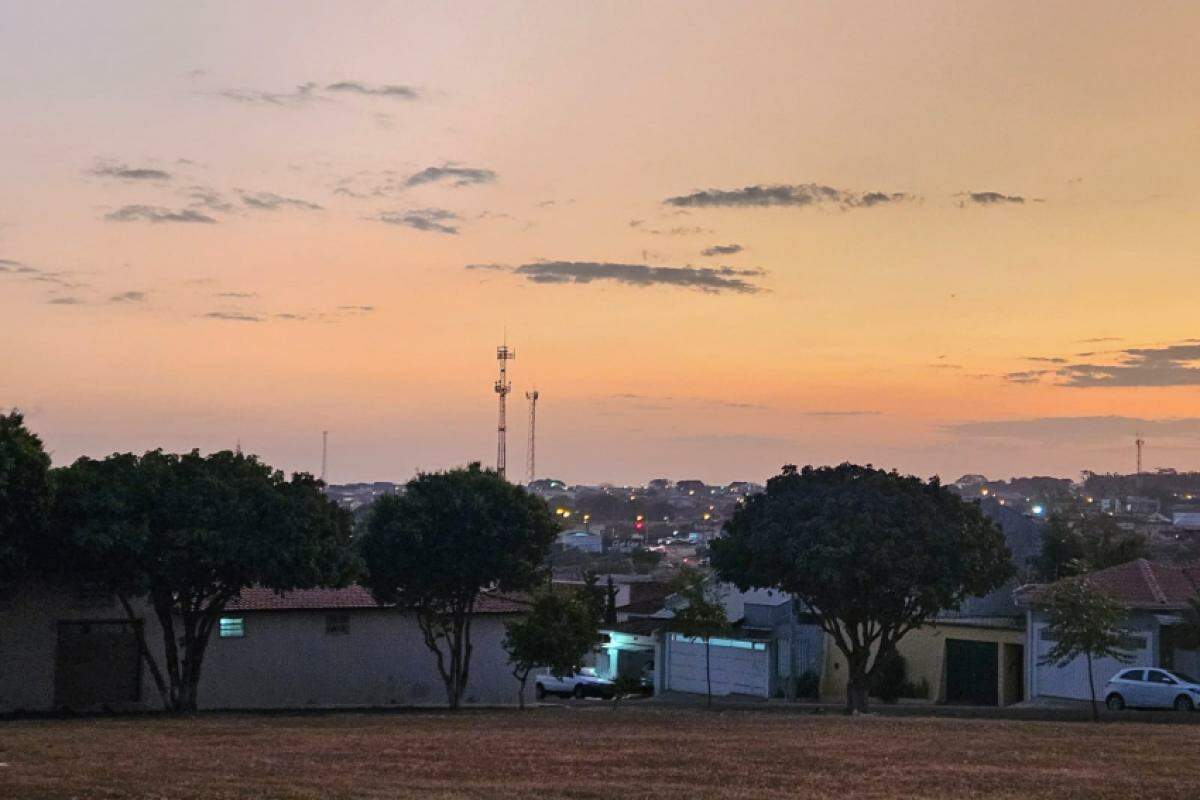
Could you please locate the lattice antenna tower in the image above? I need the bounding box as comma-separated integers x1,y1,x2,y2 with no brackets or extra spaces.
495,342,516,479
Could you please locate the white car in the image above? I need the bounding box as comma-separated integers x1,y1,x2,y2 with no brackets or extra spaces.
535,667,614,700
1104,668,1200,712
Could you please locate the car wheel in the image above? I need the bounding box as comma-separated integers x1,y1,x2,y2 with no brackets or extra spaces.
535,684,546,700
1174,695,1194,712
573,685,586,700
1105,693,1125,711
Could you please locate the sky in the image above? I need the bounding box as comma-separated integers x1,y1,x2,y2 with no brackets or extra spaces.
4,1,1200,486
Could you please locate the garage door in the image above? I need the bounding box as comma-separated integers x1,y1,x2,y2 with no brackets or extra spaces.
945,639,998,705
1033,622,1151,700
54,620,142,709
666,635,770,697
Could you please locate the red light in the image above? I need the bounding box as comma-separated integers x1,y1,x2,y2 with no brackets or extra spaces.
635,521,644,530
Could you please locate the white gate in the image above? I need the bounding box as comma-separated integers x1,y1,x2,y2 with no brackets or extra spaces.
666,635,770,697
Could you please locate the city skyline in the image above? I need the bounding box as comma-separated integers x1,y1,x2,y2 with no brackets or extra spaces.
5,2,1200,484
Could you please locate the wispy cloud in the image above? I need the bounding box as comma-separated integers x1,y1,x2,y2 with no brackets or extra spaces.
88,162,171,181
946,415,1200,444
215,291,257,298
1057,341,1200,387
109,290,146,303
46,296,85,305
219,82,322,106
664,183,914,209
701,244,743,257
471,260,767,294
203,311,262,322
803,410,881,417
325,81,418,99
405,165,497,188
185,186,235,213
105,205,217,224
240,191,323,211
375,208,459,234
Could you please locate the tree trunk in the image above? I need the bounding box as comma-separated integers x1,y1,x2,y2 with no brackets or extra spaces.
117,594,171,709
516,673,527,710
1086,651,1098,722
705,637,713,709
845,652,871,714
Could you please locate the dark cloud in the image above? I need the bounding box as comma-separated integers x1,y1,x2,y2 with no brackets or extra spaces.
105,205,217,224
701,244,743,257
203,311,262,322
494,260,766,294
325,82,418,99
664,183,914,209
0,258,33,273
109,291,146,303
185,186,235,213
965,191,1025,205
89,162,171,181
945,415,1200,445
219,83,322,106
240,191,323,211
337,305,375,313
1057,342,1200,387
1026,356,1067,364
405,165,497,188
1003,370,1052,384
375,208,459,234
46,296,85,305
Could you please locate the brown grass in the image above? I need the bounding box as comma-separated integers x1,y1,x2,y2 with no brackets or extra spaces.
1,707,1198,799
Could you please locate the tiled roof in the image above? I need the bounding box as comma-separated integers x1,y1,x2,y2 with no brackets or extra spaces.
225,585,531,614
1016,559,1200,610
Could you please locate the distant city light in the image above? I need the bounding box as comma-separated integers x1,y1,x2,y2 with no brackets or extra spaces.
1032,505,1044,515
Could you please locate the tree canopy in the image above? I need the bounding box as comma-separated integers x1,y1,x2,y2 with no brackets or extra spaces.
503,588,599,708
1032,512,1148,582
1034,577,1134,720
49,449,354,710
0,411,52,592
359,463,559,709
711,463,1013,712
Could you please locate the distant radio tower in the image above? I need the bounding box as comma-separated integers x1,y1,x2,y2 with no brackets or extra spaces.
321,430,328,483
525,389,539,485
494,343,516,479
1135,432,1145,477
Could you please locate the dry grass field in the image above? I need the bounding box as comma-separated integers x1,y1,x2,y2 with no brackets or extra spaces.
2,707,1198,799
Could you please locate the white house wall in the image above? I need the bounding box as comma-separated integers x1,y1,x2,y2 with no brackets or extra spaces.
664,635,770,697
1027,611,1156,702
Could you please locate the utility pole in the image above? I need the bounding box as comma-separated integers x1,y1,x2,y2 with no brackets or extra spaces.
1135,432,1145,491
525,389,539,485
495,343,516,479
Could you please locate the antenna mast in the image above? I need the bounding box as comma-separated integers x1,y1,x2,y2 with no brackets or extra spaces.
525,389,539,485
1135,432,1145,479
495,343,516,479
321,430,328,483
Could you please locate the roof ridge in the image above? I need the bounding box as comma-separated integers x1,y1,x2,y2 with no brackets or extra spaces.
1137,558,1168,605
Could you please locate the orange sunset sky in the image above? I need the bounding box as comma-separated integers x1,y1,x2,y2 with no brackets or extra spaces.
3,1,1200,485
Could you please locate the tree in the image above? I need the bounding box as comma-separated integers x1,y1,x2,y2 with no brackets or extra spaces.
630,547,663,575
503,589,599,709
667,568,730,709
359,463,559,709
49,449,354,711
1034,577,1134,721
1033,513,1147,581
0,411,52,593
712,464,1013,713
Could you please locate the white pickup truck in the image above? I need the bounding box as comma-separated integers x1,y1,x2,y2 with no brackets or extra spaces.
535,667,615,700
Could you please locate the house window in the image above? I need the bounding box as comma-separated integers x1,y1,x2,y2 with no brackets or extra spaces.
219,617,245,638
325,613,350,635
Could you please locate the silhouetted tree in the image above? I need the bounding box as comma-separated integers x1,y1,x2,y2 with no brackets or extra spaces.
712,464,1012,713
0,411,52,593
1033,513,1147,581
360,463,558,709
50,449,355,711
504,589,598,709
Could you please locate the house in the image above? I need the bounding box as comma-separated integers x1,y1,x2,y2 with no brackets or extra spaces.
1016,559,1200,702
0,583,531,713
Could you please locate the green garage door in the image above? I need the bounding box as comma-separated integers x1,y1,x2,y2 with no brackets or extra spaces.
945,639,998,706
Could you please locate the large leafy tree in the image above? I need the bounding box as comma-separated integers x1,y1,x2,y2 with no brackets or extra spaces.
503,589,599,709
712,464,1013,713
0,411,52,592
1034,578,1134,721
50,449,354,711
667,568,730,709
1033,512,1147,581
359,463,559,709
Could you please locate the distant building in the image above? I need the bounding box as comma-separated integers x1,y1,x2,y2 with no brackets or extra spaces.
557,529,603,553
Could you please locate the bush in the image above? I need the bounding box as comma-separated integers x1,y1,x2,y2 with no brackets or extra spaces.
899,677,930,700
795,670,820,699
871,650,907,704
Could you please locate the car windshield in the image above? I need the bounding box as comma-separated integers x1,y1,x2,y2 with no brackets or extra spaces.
578,667,597,677
1169,671,1198,684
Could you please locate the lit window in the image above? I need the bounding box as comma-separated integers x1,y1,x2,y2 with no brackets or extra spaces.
325,613,350,635
219,617,245,638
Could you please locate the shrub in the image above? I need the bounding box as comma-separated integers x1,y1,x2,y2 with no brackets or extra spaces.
795,670,820,699
872,650,907,704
